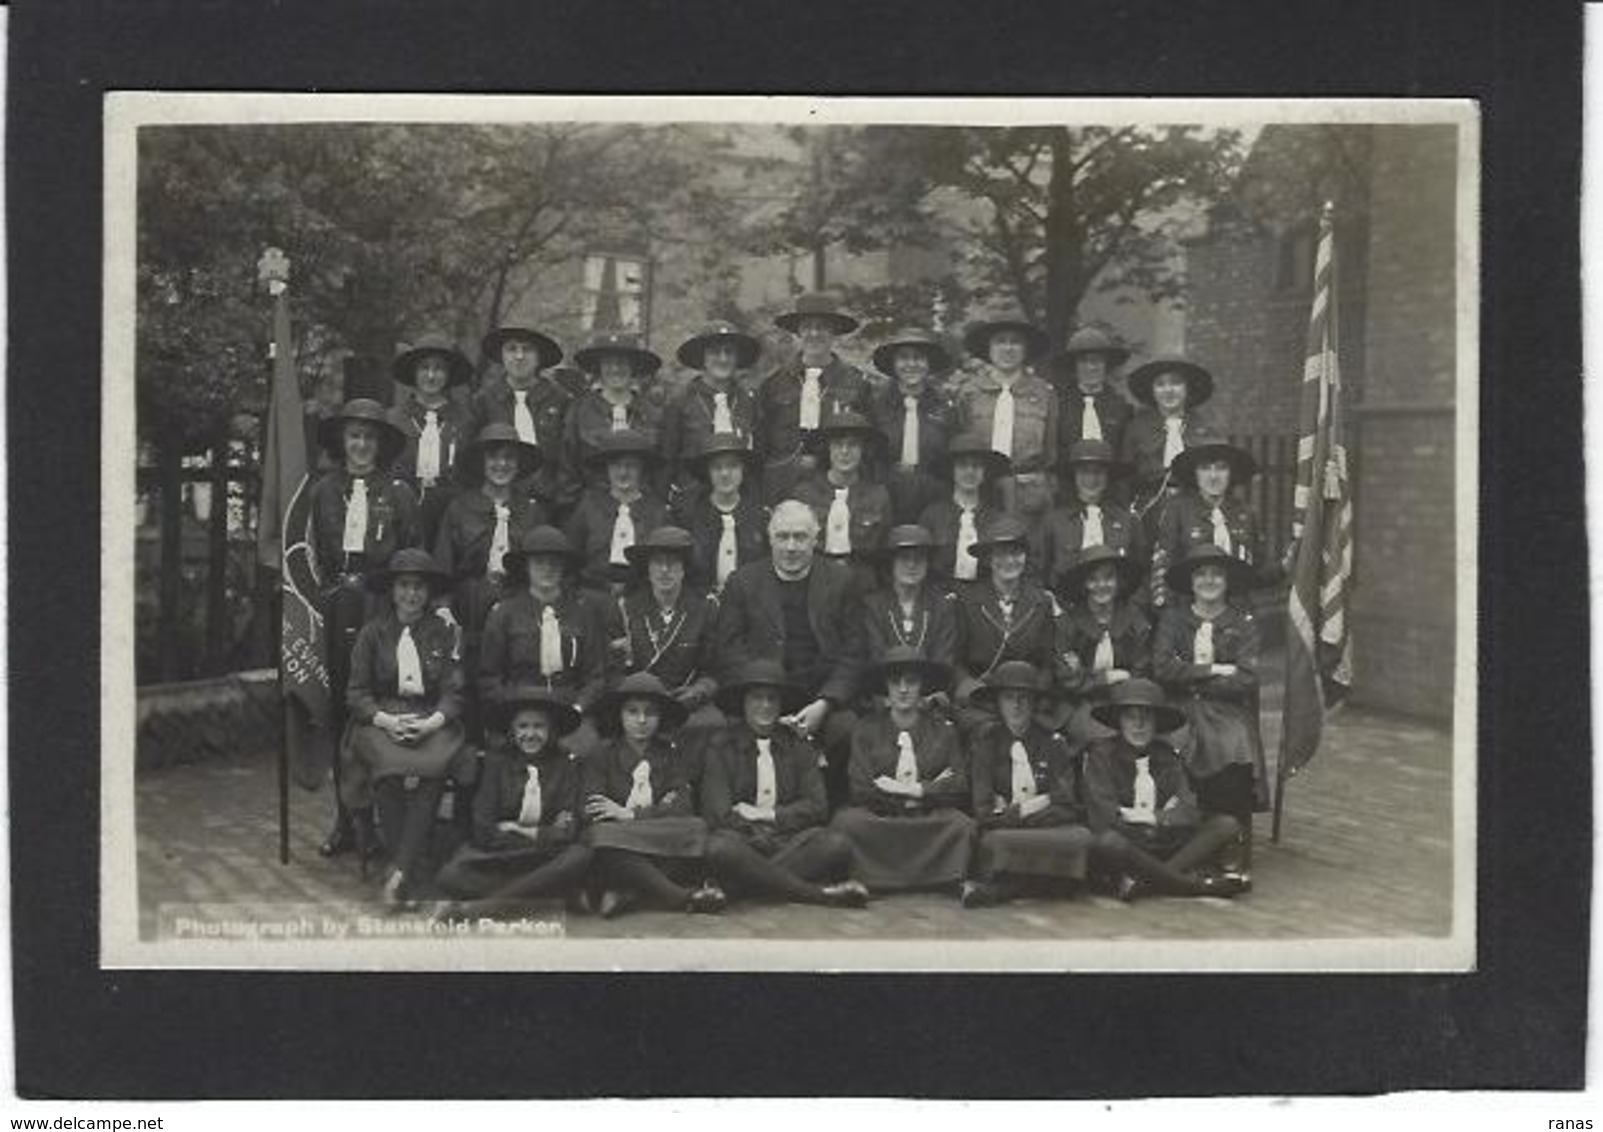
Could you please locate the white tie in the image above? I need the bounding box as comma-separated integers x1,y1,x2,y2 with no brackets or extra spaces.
754,736,777,810
716,510,739,588
900,396,920,467
625,760,654,810
341,477,369,553
487,502,510,579
1082,395,1103,442
610,402,629,431
517,765,543,827
1093,628,1116,673
991,386,1015,457
712,390,734,434
954,508,979,581
799,367,823,429
1194,619,1216,666
1132,755,1157,821
895,731,919,787
538,605,564,676
1162,418,1185,467
1082,503,1104,548
825,487,851,555
1211,506,1233,552
513,391,538,444
609,501,635,565
396,625,425,697
1009,739,1037,804
417,409,442,484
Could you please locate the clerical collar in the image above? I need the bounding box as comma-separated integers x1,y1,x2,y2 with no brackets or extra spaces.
774,564,812,583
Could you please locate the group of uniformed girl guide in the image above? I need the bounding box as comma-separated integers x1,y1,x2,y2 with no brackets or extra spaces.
313,291,1272,919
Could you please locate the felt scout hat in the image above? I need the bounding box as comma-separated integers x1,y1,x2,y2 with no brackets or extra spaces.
966,513,1032,559
392,333,473,389
1090,677,1186,733
622,525,697,572
806,409,888,459
1057,544,1145,600
592,671,689,734
481,325,564,370
871,327,956,377
574,331,663,379
968,659,1047,708
492,684,583,737
1163,542,1257,597
774,292,860,336
366,547,453,594
501,524,583,578
583,428,664,470
320,398,409,467
1169,437,1259,485
687,431,761,481
677,320,761,371
455,422,543,483
869,645,952,694
1126,355,1216,409
713,658,807,716
874,524,938,561
962,314,1051,363
932,432,1013,482
1056,325,1132,368
1062,438,1132,480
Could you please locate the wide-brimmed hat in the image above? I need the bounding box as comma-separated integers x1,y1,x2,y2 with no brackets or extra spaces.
870,646,951,694
1057,544,1145,600
622,525,697,572
932,433,1013,482
774,292,860,336
677,321,761,371
455,422,543,484
969,659,1047,707
966,514,1032,559
392,333,473,389
583,428,664,469
366,547,453,594
805,409,888,459
1164,543,1257,597
501,525,582,578
491,685,583,737
871,327,956,378
1170,438,1259,485
574,332,663,379
1062,438,1132,480
592,672,689,734
1090,677,1186,733
319,398,409,467
687,431,760,481
1056,326,1131,368
962,315,1051,363
713,658,807,716
482,325,564,371
1126,355,1216,409
874,524,938,561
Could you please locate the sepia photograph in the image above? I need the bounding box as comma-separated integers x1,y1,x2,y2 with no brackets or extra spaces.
101,95,1477,971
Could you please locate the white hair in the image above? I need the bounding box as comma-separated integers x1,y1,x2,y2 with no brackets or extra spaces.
768,499,820,537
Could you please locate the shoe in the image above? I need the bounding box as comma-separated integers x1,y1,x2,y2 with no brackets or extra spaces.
1216,869,1253,895
599,889,638,920
381,868,408,909
961,880,1001,909
319,812,356,857
820,879,870,908
686,883,728,915
1116,875,1151,903
1197,872,1248,898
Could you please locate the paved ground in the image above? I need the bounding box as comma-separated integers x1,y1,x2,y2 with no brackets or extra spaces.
134,704,1455,945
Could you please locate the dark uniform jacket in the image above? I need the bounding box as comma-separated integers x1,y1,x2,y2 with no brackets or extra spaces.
562,488,672,591
1057,384,1134,457
715,558,864,704
470,746,582,851
346,609,465,723
1152,603,1260,704
700,723,828,836
670,491,770,592
661,377,758,495
1060,603,1152,693
968,720,1083,830
433,489,549,583
307,468,423,581
756,355,871,499
603,590,720,704
1081,735,1198,833
870,384,957,524
478,588,609,711
561,387,668,494
395,395,475,489
954,371,1059,477
847,711,969,815
1157,491,1270,579
582,736,694,818
472,378,575,511
917,496,1003,589
953,582,1069,702
1042,498,1146,599
790,474,892,562
1119,407,1212,493
860,584,960,669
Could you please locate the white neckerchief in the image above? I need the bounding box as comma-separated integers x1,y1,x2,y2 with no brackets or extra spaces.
610,401,629,431
1161,417,1185,467
1131,755,1157,821
716,509,740,588
1093,627,1116,673
754,736,777,810
538,604,565,676
1210,505,1233,552
625,759,654,810
518,764,543,827
800,366,823,430
824,486,851,555
1082,394,1103,442
1193,618,1216,666
487,501,511,579
396,624,425,696
954,506,979,581
513,390,538,444
1008,739,1037,804
712,389,734,434
894,730,919,786
991,385,1016,457
609,500,636,565
342,476,369,553
417,409,442,484
1082,502,1105,548
900,395,920,467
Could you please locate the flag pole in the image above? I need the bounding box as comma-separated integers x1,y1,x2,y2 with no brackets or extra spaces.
259,247,294,864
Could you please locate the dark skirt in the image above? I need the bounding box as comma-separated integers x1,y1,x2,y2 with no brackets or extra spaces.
1180,696,1266,794
976,825,1093,880
340,719,471,807
437,838,586,898
830,807,974,891
584,814,708,860
1112,819,1194,860
1192,761,1262,823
